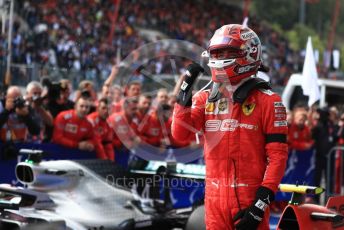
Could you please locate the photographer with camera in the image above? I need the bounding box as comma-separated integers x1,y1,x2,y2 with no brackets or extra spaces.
43,78,74,118
0,86,40,142
25,81,54,142
52,95,103,156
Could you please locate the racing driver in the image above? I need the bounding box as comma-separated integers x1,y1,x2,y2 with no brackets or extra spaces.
172,24,288,229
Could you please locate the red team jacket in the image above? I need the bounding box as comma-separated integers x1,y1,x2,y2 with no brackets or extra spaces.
87,112,115,161
288,123,314,151
52,109,105,159
138,111,189,148
107,111,139,150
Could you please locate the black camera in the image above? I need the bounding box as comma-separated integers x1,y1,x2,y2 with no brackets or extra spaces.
42,78,62,100
32,95,43,105
13,97,26,109
80,89,91,98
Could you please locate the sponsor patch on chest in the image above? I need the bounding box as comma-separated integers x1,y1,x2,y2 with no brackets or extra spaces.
65,124,78,134
205,98,229,115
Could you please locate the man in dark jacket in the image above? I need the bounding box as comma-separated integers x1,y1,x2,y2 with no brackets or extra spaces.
312,107,338,199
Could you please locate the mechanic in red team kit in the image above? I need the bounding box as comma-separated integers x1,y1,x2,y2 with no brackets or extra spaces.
52,95,105,159
172,24,288,229
88,98,115,161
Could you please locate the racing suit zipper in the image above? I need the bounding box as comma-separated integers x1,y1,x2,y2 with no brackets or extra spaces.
231,158,242,211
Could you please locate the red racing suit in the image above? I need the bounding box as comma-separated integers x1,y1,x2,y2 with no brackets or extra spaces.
172,85,288,230
52,109,105,158
87,112,115,161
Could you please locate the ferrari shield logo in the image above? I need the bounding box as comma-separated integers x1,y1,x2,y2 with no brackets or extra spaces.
205,102,215,114
242,101,255,116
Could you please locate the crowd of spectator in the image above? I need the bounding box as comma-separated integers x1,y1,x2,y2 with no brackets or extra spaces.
287,103,344,203
0,0,304,89
0,67,200,165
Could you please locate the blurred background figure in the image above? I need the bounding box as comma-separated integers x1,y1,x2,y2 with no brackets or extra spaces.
43,79,74,118
75,80,98,113
25,81,53,142
52,96,98,154
168,93,177,111
110,85,124,114
337,113,344,145
154,88,169,108
138,103,190,150
88,98,115,161
288,109,314,151
312,107,338,202
124,81,141,99
0,86,40,143
136,94,152,122
107,97,140,167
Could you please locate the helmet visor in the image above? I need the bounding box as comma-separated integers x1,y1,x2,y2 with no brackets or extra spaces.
209,47,246,60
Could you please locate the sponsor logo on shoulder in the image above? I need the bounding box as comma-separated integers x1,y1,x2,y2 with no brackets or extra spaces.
63,113,72,120
274,120,287,127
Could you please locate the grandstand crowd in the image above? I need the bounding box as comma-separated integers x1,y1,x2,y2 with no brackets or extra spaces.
0,65,197,160
6,0,305,88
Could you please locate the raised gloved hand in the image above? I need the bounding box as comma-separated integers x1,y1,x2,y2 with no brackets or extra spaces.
176,63,204,107
233,186,274,230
